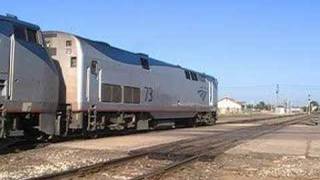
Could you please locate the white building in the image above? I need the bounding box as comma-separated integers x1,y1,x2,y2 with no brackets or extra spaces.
290,107,303,114
275,106,286,114
218,97,244,114
275,106,303,114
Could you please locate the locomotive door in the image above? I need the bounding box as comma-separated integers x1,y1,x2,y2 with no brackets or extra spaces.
0,31,12,99
86,60,99,103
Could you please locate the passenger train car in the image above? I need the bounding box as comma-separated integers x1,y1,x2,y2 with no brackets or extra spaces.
0,15,218,139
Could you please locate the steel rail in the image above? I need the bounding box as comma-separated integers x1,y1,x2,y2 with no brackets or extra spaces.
0,114,298,155
28,114,309,180
132,115,313,180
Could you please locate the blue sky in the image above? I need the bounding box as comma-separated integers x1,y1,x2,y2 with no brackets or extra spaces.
1,1,320,105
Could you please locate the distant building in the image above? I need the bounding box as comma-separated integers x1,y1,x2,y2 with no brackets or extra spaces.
275,106,303,114
275,106,286,114
290,107,303,114
218,97,244,114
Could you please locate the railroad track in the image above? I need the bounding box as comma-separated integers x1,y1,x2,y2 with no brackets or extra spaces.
30,114,313,180
0,114,296,155
135,114,313,180
216,114,300,125
0,138,45,155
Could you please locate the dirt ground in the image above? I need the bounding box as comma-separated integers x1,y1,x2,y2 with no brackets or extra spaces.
0,114,317,180
0,122,248,179
165,153,320,180
0,147,126,180
166,122,320,180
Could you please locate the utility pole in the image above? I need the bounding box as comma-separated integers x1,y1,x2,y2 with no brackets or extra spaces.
308,94,311,115
288,100,291,114
275,84,279,108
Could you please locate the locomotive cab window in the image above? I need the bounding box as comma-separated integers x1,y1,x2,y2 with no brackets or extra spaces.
140,58,150,70
14,25,39,44
14,26,26,41
26,29,37,44
185,70,191,80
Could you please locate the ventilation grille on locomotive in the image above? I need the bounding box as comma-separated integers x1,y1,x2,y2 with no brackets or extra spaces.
101,84,122,103
124,86,140,104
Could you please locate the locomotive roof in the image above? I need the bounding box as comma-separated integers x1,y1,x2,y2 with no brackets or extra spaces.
44,31,217,82
0,15,40,30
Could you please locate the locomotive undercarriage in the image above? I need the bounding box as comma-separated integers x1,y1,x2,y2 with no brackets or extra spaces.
0,110,43,139
0,104,217,139
195,112,217,126
57,108,154,137
55,105,217,138
0,104,57,139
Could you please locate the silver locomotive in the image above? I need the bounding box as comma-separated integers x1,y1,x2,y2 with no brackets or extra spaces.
0,15,218,139
0,15,59,138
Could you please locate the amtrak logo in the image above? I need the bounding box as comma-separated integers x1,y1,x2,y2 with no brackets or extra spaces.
197,87,208,101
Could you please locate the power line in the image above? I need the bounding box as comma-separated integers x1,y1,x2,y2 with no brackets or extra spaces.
220,84,320,89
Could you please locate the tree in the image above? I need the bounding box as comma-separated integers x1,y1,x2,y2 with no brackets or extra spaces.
246,104,254,109
265,104,272,111
255,101,266,110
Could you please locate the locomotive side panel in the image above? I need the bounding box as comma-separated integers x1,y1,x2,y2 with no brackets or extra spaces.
0,22,59,114
0,16,60,138
78,38,216,117
78,39,151,112
10,39,58,112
